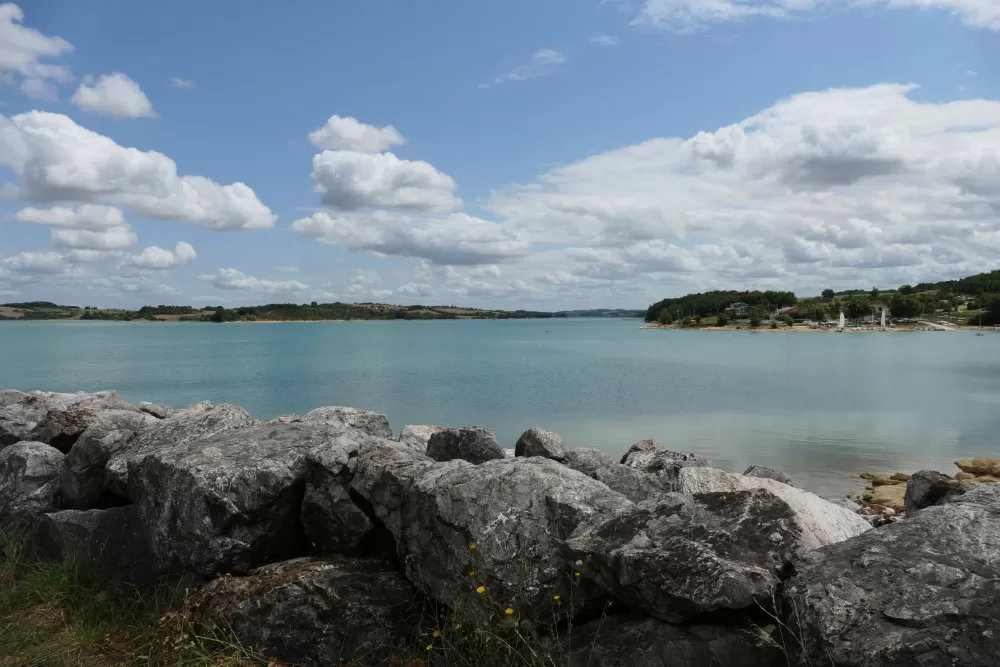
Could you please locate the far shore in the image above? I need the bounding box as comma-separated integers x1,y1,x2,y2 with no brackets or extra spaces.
640,322,984,333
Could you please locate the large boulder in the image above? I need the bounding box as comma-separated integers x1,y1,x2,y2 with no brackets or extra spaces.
195,556,423,667
743,465,793,486
904,470,971,514
676,467,870,550
36,506,163,586
515,428,567,461
563,448,672,503
0,441,63,528
353,443,633,618
278,406,393,439
0,390,133,452
129,421,355,576
569,614,784,667
106,401,256,498
301,431,397,554
60,410,160,508
565,491,804,622
784,483,1000,666
426,426,505,464
620,440,710,481
398,425,443,453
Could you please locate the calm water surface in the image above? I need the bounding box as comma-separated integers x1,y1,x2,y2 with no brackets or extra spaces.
2,319,998,498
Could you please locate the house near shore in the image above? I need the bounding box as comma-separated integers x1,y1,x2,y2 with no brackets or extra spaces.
724,302,751,318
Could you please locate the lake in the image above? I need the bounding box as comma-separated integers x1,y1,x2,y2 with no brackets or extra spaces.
2,319,998,498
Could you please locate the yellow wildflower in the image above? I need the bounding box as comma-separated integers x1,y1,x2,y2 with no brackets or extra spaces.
505,608,514,615
470,544,478,551
426,644,433,651
433,631,440,638
574,571,581,578
468,571,476,576
454,623,462,629
553,595,560,601
476,585,486,594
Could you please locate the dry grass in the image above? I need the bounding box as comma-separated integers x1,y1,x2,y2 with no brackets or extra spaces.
0,535,261,667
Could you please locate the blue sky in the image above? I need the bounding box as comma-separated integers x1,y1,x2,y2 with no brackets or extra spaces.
1,0,998,309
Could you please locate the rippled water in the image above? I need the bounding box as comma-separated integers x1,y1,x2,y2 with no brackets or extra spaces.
2,319,998,498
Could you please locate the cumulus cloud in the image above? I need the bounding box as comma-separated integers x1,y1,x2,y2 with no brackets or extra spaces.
71,73,155,117
0,111,276,229
204,268,308,293
291,210,530,265
309,115,405,153
481,49,567,87
481,83,1000,297
20,76,55,100
630,0,1000,31
396,282,434,297
0,4,72,87
15,204,125,230
311,150,461,212
51,225,137,250
122,241,196,270
169,76,193,89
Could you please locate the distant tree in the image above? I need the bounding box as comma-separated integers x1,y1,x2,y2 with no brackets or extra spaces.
210,307,225,323
657,310,673,325
770,320,778,329
749,312,762,327
311,301,318,307
845,295,872,320
821,289,835,300
693,314,702,325
871,287,880,300
780,314,794,326
681,316,693,326
899,284,914,295
889,293,920,319
715,313,728,327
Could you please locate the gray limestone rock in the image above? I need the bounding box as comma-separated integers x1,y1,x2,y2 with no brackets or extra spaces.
196,556,423,667
620,440,710,480
60,409,160,508
138,401,175,419
353,442,632,618
277,406,393,439
0,441,63,528
568,614,785,667
37,506,165,586
398,425,443,453
515,427,567,461
904,469,971,514
0,390,133,452
563,447,673,503
426,426,505,464
743,465,793,486
301,431,402,554
128,421,351,576
565,490,803,622
784,483,1000,667
106,401,256,498
677,466,870,550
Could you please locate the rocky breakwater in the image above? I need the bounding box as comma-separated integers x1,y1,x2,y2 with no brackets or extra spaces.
1,390,996,665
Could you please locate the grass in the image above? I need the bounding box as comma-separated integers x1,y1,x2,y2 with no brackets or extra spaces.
0,535,261,667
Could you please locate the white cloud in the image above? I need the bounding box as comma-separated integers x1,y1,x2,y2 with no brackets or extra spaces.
20,76,55,100
1,250,65,274
311,149,461,212
291,210,530,265
481,49,567,87
71,73,155,118
630,0,1000,30
0,111,276,229
274,265,299,272
65,249,119,263
51,224,137,250
14,204,125,230
169,76,194,89
204,268,308,293
0,4,72,85
308,115,405,153
123,241,196,270
397,282,434,297
589,35,620,46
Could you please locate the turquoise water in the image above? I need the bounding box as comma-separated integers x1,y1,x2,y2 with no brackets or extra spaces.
2,319,998,497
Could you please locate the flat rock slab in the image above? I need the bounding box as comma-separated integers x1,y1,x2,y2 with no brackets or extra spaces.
743,465,793,486
398,425,443,453
195,556,423,667
563,447,673,503
275,406,392,439
784,483,1000,667
129,421,369,576
565,490,803,622
569,614,784,667
354,443,632,618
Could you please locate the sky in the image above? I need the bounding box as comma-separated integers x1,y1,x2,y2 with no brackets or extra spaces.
0,0,999,310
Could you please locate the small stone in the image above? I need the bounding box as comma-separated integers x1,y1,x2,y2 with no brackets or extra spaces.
743,465,793,486
890,472,911,482
514,428,567,461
